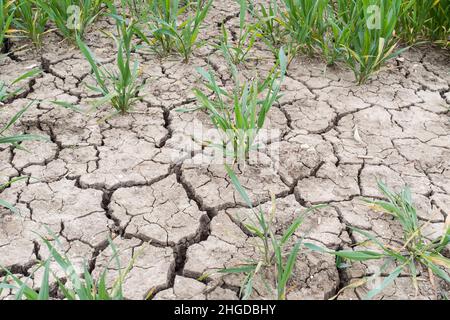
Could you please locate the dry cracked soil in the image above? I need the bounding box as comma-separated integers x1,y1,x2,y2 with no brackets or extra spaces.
1,0,450,300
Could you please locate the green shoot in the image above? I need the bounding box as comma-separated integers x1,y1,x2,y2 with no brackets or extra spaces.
77,14,142,115
218,0,257,65
248,0,284,56
305,181,450,300
136,0,213,62
0,0,15,53
0,234,133,300
35,0,108,41
193,47,287,162
340,0,408,84
220,165,326,300
11,0,49,49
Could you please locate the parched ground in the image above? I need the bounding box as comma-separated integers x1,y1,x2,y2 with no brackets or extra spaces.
1,1,449,300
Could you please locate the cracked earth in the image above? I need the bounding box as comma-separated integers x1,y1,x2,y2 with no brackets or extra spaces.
1,1,450,300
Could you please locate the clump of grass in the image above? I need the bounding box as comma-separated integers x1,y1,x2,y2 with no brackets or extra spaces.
339,0,407,84
120,0,152,22
277,0,406,83
193,47,287,162
219,165,325,300
77,14,142,115
36,0,108,41
138,0,179,55
12,0,49,49
279,0,329,55
0,0,15,53
0,233,134,300
249,0,414,83
314,0,352,66
136,0,213,62
249,0,331,63
218,0,257,65
398,0,450,47
248,0,284,56
306,181,450,299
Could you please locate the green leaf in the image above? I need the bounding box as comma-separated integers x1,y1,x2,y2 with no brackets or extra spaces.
334,250,386,261
0,103,32,135
225,164,252,208
241,272,254,300
38,260,51,300
365,264,403,300
0,198,17,213
11,68,41,85
305,242,385,261
50,100,82,112
303,242,329,253
279,239,302,300
219,265,257,274
0,134,48,145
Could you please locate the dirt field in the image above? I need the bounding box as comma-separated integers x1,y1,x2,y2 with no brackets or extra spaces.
1,0,449,300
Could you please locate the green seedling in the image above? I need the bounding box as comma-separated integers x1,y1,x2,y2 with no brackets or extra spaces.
0,233,135,300
12,0,49,48
0,0,15,53
136,0,213,62
77,14,142,115
193,47,287,162
219,165,326,300
36,0,108,41
339,0,408,84
248,0,284,56
306,181,450,300
218,0,257,65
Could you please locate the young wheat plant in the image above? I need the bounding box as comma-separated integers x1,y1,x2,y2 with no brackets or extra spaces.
36,0,108,41
0,234,134,300
218,0,257,65
0,0,15,53
11,0,50,49
219,165,326,300
77,14,142,115
136,0,213,62
193,47,287,162
339,0,408,84
306,181,450,299
248,0,285,57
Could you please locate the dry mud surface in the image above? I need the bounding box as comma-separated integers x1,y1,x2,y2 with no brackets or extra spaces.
1,1,450,300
